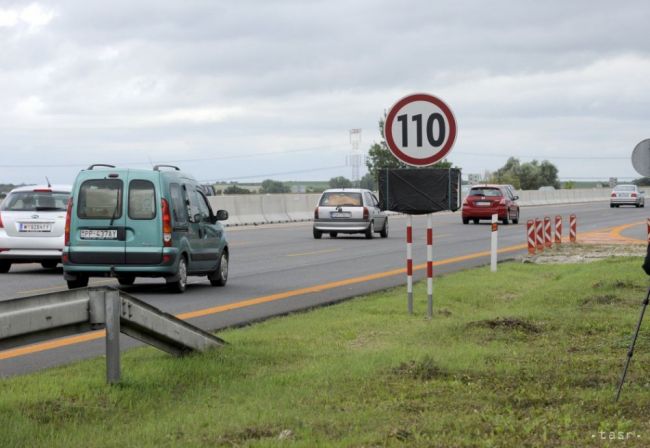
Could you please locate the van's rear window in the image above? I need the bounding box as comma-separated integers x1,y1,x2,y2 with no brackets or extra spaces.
129,180,156,220
319,192,363,207
78,179,123,220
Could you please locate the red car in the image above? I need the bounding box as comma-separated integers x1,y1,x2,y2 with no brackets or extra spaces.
462,184,520,224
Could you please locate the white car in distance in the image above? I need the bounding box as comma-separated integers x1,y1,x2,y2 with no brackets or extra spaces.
0,184,72,272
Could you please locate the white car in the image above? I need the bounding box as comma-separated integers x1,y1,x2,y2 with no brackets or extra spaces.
313,188,388,239
610,184,645,208
0,184,72,272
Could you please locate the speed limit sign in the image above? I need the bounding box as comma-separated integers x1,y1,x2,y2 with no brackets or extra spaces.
384,93,457,166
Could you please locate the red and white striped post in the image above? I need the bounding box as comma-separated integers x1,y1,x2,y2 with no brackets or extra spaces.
406,215,413,314
544,217,552,248
491,214,498,272
535,218,544,252
569,214,577,243
427,214,433,318
555,216,562,244
527,220,536,255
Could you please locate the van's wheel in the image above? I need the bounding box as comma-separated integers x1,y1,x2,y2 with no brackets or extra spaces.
209,252,228,287
462,218,469,224
117,276,135,286
67,275,89,289
168,257,188,293
0,262,11,273
313,229,322,239
380,220,388,238
41,260,58,269
365,221,374,239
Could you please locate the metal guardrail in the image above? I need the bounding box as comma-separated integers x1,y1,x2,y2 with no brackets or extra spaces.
0,286,225,384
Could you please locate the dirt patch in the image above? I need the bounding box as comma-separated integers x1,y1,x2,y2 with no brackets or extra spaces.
467,317,541,334
217,427,278,445
581,294,619,306
392,356,447,381
522,244,645,265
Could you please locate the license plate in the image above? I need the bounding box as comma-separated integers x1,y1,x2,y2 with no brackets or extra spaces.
331,212,351,218
619,193,629,198
19,223,52,232
475,201,491,206
80,229,118,240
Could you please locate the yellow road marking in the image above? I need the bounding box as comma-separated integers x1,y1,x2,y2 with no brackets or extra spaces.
0,242,527,361
286,249,340,257
608,221,646,243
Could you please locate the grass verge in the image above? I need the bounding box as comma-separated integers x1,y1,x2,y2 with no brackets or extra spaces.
2,257,650,447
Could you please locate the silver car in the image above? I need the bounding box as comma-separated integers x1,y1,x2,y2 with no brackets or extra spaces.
610,184,645,208
313,188,388,239
0,185,72,272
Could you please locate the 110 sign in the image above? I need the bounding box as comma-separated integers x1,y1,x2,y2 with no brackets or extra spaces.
384,93,457,167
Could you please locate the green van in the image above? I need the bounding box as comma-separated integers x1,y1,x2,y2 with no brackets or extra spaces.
62,164,229,293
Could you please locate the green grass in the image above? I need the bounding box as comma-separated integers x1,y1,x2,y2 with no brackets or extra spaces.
3,258,650,447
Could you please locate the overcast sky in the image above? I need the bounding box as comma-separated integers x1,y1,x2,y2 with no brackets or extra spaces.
1,0,648,186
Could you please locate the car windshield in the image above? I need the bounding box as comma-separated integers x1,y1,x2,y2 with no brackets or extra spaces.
319,192,363,207
469,188,502,197
614,185,635,192
0,190,70,212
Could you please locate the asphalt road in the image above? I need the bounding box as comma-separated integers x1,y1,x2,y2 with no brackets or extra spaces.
1,200,647,377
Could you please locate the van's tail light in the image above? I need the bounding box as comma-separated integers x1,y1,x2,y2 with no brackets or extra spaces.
363,207,369,220
314,207,319,220
161,199,172,247
64,198,72,246
632,193,637,198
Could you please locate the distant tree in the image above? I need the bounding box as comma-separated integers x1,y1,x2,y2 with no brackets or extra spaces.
223,184,252,194
260,179,290,194
490,157,559,190
633,177,650,186
359,173,375,190
365,113,457,184
562,181,575,190
328,176,353,189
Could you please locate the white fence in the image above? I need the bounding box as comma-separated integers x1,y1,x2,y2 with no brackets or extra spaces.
208,189,612,227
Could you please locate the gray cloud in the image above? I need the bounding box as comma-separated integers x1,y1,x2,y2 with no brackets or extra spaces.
0,0,649,184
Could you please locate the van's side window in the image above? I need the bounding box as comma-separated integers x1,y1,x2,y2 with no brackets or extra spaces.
128,180,156,220
197,191,212,222
186,186,202,223
170,183,188,226
78,179,123,220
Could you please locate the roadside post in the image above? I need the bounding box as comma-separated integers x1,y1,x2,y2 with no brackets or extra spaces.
527,220,536,255
491,214,498,272
555,216,562,244
380,93,458,318
570,214,577,243
535,218,544,252
544,217,552,248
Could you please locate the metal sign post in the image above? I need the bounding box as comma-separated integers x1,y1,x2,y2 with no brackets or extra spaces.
406,215,413,314
491,214,498,272
427,214,433,318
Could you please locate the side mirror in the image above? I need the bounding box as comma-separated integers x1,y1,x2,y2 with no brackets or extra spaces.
193,213,202,223
514,195,519,200
215,209,229,221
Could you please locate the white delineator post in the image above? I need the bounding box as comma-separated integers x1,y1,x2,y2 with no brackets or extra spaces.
407,214,413,314
427,214,433,318
570,214,577,243
491,213,498,272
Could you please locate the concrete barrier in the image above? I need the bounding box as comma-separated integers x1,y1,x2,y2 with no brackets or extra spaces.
208,189,611,227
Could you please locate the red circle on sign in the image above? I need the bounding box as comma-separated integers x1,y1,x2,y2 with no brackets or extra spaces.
384,93,457,166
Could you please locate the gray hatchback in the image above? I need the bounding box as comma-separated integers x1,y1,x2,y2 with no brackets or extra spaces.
313,188,388,239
